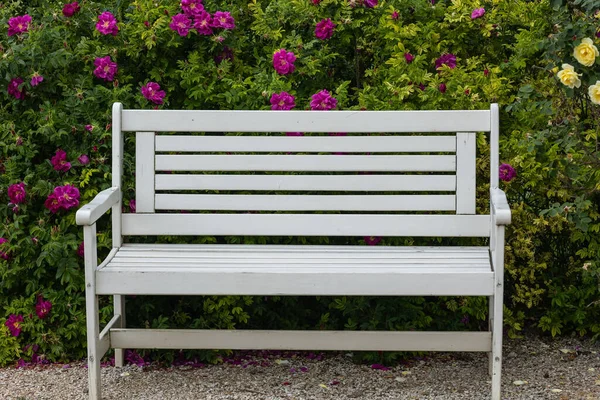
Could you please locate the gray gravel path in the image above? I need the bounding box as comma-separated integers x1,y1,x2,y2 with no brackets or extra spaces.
1,336,599,399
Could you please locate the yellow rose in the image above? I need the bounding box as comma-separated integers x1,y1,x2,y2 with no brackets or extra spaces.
556,64,581,88
589,81,600,105
573,38,599,67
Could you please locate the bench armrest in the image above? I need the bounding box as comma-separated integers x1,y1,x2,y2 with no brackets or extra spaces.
491,188,511,225
76,187,121,226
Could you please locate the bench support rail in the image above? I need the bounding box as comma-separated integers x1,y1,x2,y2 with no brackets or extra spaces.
109,329,492,352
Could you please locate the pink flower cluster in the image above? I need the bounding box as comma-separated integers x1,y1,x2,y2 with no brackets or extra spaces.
62,2,81,18
7,15,32,36
315,18,335,40
0,237,8,260
273,49,296,75
4,314,22,336
51,149,71,172
310,90,337,110
44,185,80,213
93,56,118,81
141,82,166,104
170,0,235,37
7,78,25,100
96,11,118,36
8,182,26,204
270,92,296,110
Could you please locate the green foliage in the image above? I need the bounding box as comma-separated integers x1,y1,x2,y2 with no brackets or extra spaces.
0,0,599,367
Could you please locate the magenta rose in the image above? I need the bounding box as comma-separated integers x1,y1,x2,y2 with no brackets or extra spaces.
141,82,166,104
8,182,26,204
4,314,23,337
77,242,85,257
499,163,516,182
471,8,485,19
78,154,90,165
193,11,213,35
54,184,80,211
435,53,457,70
36,298,52,319
129,199,136,213
7,15,32,36
439,83,447,93
62,2,81,17
404,53,415,64
212,11,235,30
30,73,44,87
7,78,25,100
364,0,378,8
93,56,118,81
270,92,296,110
44,193,61,213
96,11,118,36
181,0,204,16
315,18,335,40
310,90,337,111
364,236,382,245
273,49,296,75
170,13,192,36
51,149,71,172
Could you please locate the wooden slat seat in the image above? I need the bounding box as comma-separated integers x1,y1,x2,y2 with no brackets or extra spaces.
96,244,494,296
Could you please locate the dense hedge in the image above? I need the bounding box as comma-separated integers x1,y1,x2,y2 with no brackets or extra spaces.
1,0,599,366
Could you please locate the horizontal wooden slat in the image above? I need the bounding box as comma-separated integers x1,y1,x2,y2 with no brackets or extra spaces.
155,174,457,191
155,155,456,172
97,266,494,295
154,194,456,211
109,329,492,352
119,244,488,252
155,135,457,153
121,214,490,236
116,244,490,259
122,110,491,133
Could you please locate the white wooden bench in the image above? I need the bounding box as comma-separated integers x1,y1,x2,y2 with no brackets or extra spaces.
76,103,511,400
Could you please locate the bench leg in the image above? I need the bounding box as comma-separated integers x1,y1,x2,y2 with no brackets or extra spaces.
84,225,101,400
490,291,503,400
113,295,126,367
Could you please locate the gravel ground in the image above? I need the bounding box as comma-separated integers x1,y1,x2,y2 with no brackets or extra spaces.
1,336,600,400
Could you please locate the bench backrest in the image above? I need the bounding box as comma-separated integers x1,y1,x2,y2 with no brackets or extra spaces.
110,104,499,241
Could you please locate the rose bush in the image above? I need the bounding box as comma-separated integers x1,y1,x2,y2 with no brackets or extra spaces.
0,0,598,367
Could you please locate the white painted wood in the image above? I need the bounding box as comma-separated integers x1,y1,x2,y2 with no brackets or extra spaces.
491,225,505,400
119,243,488,253
122,214,491,237
155,154,456,172
456,132,477,214
135,132,155,213
155,174,457,192
490,104,500,188
110,329,492,352
155,135,457,153
112,102,123,248
155,194,456,211
122,109,492,133
98,314,121,359
116,244,490,259
491,188,511,225
112,296,125,368
76,187,120,226
84,224,100,400
96,266,494,296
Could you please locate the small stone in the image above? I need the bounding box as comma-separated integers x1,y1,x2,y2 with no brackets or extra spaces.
395,377,407,382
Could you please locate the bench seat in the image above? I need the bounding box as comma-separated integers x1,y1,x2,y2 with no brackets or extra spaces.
96,244,494,296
